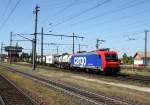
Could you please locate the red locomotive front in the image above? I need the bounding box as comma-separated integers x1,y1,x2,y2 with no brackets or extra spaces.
97,50,120,74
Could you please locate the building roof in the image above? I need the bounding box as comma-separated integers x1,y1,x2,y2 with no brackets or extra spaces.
134,52,150,58
5,46,23,52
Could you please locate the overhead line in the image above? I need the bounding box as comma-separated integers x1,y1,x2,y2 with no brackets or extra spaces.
0,0,22,32
123,29,150,37
38,42,87,46
40,0,69,8
60,7,150,31
41,33,84,38
0,0,12,23
68,0,150,27
41,0,94,26
41,0,79,24
53,0,112,27
16,34,33,42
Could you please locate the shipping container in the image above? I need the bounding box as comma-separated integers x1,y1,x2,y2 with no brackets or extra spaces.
46,55,54,64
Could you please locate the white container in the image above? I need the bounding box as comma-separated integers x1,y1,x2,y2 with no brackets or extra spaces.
46,55,54,64
58,55,63,63
62,54,72,63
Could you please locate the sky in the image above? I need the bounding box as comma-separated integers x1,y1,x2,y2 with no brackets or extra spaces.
0,0,150,57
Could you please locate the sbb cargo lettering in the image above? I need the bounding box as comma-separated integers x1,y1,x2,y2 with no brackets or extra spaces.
74,57,86,66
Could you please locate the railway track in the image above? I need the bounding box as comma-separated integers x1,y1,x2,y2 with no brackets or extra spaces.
14,62,150,84
0,74,39,105
121,66,150,72
0,96,5,105
114,74,150,84
0,64,133,105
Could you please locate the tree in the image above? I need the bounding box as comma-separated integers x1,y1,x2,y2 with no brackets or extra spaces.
20,52,30,61
122,53,133,64
62,52,69,55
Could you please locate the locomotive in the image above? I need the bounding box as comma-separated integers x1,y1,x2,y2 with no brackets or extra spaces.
70,49,120,74
41,49,120,74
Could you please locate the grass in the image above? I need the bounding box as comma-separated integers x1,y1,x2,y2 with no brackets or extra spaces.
1,62,150,104
121,69,150,76
62,77,150,104
5,62,150,87
120,65,150,76
0,68,91,105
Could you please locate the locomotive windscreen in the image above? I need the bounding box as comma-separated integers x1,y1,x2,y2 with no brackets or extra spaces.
105,54,118,61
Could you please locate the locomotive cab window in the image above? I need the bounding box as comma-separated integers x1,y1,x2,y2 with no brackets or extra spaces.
105,54,118,61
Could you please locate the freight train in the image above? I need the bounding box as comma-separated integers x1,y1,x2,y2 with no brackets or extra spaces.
38,49,120,74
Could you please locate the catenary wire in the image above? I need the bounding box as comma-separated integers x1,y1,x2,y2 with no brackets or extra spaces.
62,0,149,28
52,0,112,27
0,0,12,24
0,0,22,32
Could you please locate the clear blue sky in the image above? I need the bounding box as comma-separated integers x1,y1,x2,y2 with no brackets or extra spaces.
0,0,150,57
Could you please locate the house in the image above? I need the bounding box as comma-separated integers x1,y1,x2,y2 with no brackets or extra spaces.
133,52,150,66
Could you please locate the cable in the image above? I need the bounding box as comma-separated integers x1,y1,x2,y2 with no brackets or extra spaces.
53,0,112,27
0,0,22,32
41,0,94,24
41,0,79,24
22,0,79,34
0,0,12,23
64,7,150,30
40,0,69,8
67,0,150,27
123,29,150,37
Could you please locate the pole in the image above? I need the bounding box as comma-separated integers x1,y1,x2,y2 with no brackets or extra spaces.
33,4,40,70
56,46,59,55
79,44,80,53
10,32,12,64
96,39,99,50
16,42,18,62
73,33,75,54
41,27,43,64
144,30,148,68
1,42,4,62
1,43,2,56
96,38,105,50
10,32,12,46
37,33,84,54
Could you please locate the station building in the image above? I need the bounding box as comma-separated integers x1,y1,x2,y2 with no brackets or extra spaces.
5,46,23,62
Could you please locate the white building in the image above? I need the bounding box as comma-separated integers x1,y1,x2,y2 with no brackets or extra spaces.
133,52,150,66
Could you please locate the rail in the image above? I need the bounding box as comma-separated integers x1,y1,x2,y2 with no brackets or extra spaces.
0,96,5,105
0,64,132,105
0,74,40,105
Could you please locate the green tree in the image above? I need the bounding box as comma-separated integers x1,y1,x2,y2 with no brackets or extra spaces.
128,56,134,64
20,52,30,61
122,53,133,64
